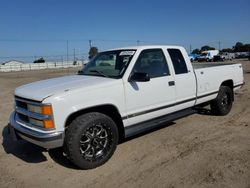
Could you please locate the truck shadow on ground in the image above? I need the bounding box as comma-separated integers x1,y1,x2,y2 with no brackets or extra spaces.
122,122,176,142
2,107,217,169
1,124,78,169
195,106,213,116
48,148,80,169
2,125,47,163
2,122,177,169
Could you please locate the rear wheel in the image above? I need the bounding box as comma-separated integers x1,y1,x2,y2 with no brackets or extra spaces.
65,112,118,169
210,86,233,115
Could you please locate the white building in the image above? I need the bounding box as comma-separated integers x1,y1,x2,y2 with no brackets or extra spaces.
1,60,24,65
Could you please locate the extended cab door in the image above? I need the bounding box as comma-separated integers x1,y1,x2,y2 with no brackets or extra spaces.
166,48,196,110
123,49,177,126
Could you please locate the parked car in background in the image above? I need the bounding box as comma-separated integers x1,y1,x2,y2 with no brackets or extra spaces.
220,52,235,60
197,50,219,62
235,52,250,59
189,53,199,62
214,52,235,62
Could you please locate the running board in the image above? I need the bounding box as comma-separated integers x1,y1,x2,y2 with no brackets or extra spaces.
124,108,197,138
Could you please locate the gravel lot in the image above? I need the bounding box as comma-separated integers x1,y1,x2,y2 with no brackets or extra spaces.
0,60,250,188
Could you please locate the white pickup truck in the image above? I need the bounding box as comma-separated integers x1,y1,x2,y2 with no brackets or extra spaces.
9,45,244,169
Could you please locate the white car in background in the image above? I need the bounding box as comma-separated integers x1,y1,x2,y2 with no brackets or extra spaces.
197,50,219,62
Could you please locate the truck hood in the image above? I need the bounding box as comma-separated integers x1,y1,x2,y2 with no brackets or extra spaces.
15,75,117,101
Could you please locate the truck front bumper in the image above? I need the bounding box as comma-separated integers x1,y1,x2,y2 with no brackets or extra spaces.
9,112,64,149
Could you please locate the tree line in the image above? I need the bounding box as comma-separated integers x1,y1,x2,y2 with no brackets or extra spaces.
192,42,250,54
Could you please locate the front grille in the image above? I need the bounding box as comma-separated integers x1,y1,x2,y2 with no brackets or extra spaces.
16,100,27,110
17,113,29,123
15,96,42,125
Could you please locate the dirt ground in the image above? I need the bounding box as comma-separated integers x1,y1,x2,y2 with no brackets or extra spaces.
0,60,250,188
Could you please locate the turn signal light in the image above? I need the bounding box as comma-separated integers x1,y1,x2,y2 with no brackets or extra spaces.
43,120,55,129
42,105,53,115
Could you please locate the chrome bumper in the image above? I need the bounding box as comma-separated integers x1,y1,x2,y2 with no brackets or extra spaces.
9,112,64,149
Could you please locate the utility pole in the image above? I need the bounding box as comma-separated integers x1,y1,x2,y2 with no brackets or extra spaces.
73,48,76,62
218,41,221,51
89,40,92,48
189,45,192,54
66,40,69,63
136,40,140,46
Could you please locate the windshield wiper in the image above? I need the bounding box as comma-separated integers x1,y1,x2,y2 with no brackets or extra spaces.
89,70,109,78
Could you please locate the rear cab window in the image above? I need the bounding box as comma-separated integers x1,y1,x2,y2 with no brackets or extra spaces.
167,49,188,74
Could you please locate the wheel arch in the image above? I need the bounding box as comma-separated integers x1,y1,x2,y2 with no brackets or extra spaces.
220,79,234,100
65,104,125,142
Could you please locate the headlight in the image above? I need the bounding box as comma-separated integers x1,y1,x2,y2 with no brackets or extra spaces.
27,104,54,129
27,104,53,115
27,104,42,114
29,118,55,129
29,118,44,127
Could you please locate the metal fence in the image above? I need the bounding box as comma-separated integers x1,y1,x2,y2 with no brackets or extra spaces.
0,61,85,72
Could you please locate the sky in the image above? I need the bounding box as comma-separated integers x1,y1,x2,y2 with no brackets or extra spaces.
0,0,249,62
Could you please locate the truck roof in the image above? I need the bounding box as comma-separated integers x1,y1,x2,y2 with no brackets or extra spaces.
108,45,184,51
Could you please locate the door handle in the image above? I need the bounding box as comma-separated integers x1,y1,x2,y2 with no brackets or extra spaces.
168,81,175,86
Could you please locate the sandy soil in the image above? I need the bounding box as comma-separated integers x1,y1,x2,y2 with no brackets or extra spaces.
0,60,250,188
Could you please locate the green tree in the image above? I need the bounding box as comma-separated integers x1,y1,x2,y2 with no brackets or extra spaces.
221,48,234,53
233,42,250,52
191,48,201,54
33,57,45,63
88,47,98,59
200,45,215,52
233,42,244,52
243,44,250,52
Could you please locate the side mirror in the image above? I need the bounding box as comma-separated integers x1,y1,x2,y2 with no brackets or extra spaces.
129,72,150,82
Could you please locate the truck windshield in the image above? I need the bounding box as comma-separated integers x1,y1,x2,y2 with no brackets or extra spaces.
80,50,136,78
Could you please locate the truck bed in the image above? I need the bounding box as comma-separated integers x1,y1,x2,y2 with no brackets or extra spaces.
192,62,243,106
192,62,236,69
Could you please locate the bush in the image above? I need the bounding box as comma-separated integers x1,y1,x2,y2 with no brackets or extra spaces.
33,57,45,63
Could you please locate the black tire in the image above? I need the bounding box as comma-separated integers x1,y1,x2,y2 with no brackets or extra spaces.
210,86,233,116
65,112,118,169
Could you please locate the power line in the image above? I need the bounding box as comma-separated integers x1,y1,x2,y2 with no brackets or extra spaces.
0,39,69,42
0,38,246,45
0,38,140,43
1,39,248,61
0,53,88,59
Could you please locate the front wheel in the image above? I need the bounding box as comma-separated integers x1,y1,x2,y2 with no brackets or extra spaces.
210,86,233,115
65,112,118,169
